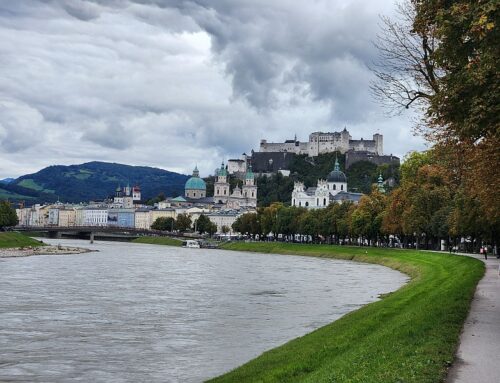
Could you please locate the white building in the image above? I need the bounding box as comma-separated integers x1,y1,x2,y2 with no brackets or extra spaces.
292,158,363,209
82,208,108,226
207,210,242,233
260,128,383,157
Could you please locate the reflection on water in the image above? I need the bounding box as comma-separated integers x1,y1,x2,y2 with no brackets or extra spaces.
0,239,407,382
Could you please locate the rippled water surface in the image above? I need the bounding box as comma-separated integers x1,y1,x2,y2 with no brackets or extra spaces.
0,239,407,382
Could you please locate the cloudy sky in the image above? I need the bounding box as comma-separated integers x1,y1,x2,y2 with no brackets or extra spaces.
0,0,426,179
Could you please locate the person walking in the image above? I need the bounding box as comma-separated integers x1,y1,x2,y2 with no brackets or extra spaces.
483,246,488,260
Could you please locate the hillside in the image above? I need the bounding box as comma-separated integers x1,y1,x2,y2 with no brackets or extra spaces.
3,162,188,204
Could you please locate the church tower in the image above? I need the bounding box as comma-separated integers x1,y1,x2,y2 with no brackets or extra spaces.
242,165,257,207
214,162,230,204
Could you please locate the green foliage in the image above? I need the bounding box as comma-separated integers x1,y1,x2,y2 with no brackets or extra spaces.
195,214,217,235
345,161,378,193
151,217,175,231
256,173,294,207
400,151,433,184
211,242,484,383
145,192,166,206
414,0,499,140
232,213,260,235
0,201,18,228
175,214,192,232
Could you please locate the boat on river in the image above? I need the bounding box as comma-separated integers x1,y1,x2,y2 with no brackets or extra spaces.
183,240,200,248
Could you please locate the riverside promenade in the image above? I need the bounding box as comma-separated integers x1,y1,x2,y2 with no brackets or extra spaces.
447,253,500,383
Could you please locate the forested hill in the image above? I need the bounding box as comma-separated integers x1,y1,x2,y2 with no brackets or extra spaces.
1,162,188,204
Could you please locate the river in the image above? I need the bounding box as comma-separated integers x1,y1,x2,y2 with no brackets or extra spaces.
0,239,407,382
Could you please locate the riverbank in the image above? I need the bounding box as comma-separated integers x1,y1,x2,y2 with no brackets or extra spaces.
0,232,45,248
131,236,183,247
208,242,484,383
0,245,94,258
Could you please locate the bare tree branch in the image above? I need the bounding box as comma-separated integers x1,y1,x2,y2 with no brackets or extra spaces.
370,0,440,115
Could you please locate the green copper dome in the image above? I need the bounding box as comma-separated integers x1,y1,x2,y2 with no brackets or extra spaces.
185,177,206,190
185,166,206,190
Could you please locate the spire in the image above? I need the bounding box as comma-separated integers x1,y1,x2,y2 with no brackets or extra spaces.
193,166,200,178
218,161,227,177
246,164,254,179
334,156,340,172
377,172,385,192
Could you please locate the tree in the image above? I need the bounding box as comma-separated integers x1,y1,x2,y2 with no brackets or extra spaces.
221,225,230,234
0,201,18,229
175,214,192,232
151,217,175,231
232,213,261,236
195,214,213,234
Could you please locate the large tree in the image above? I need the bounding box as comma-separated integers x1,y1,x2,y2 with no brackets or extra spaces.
0,201,18,229
372,0,499,229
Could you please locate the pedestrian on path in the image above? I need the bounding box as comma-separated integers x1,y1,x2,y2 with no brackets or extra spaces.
483,246,488,260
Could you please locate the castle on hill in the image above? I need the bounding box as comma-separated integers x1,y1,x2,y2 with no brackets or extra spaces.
259,128,383,157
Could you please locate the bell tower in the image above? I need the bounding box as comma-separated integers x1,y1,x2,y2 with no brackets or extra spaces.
214,162,230,204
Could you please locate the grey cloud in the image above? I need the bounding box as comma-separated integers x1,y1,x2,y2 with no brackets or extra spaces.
0,0,425,179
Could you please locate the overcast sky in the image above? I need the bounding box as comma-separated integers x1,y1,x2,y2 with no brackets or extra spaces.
0,0,426,179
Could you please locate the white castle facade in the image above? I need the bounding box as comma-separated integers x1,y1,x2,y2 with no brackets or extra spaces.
260,128,383,157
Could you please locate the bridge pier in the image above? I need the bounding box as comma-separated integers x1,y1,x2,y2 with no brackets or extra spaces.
48,231,62,239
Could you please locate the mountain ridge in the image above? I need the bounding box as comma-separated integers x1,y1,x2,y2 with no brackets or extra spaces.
1,161,189,204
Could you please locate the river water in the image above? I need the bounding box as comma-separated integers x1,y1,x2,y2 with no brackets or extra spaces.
0,239,407,382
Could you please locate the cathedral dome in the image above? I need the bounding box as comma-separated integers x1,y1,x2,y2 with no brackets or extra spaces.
326,158,347,183
327,170,347,183
185,177,206,190
185,166,206,190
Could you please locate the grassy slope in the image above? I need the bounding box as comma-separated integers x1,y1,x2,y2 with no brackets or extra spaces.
0,232,45,248
208,242,484,383
131,236,183,247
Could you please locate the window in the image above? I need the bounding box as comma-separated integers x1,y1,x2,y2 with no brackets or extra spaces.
316,198,319,205
341,185,344,190
292,199,295,205
323,198,326,205
299,201,302,207
333,184,336,190
305,202,309,207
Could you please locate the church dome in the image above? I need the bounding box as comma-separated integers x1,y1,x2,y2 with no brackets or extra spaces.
326,158,347,183
185,177,206,190
327,170,347,183
185,166,206,190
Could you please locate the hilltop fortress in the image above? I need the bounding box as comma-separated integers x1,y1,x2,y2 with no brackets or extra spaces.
259,128,383,157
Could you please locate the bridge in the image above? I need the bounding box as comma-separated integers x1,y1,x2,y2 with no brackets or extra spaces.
14,226,201,242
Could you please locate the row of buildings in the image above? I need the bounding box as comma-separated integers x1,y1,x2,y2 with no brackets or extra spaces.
16,166,259,233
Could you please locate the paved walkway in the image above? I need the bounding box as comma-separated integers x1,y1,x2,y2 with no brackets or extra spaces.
447,253,500,383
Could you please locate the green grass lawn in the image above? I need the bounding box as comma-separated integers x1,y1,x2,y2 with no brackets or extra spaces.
132,236,183,247
208,242,484,383
0,232,45,248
